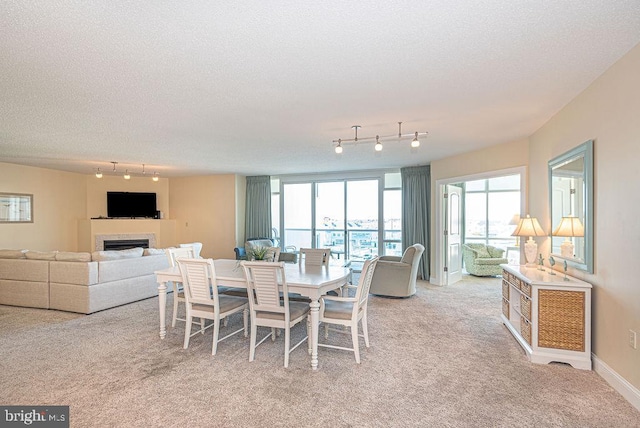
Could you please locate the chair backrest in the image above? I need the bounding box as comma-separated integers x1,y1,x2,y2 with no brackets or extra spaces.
356,257,379,308
407,244,425,281
166,246,196,267
179,242,203,258
176,257,219,308
264,246,281,262
242,261,289,318
299,248,330,267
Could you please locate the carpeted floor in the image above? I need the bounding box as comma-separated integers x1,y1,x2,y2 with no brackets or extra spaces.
1,275,638,427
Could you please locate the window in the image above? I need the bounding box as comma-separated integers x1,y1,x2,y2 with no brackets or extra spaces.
273,170,401,261
464,175,520,250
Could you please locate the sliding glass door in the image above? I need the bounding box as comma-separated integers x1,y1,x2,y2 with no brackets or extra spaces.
280,177,382,262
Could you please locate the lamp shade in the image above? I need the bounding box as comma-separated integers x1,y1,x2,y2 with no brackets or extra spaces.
511,215,545,237
552,216,584,237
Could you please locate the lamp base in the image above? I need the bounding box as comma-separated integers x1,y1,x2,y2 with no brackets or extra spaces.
524,238,538,267
560,239,574,259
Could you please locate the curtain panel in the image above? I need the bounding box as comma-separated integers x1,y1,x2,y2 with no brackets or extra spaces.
245,176,272,241
401,165,430,279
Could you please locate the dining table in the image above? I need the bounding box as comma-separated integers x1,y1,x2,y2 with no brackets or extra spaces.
155,259,352,370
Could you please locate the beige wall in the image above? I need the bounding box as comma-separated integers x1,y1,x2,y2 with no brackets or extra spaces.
430,139,530,272
529,43,640,388
169,175,240,259
0,163,86,251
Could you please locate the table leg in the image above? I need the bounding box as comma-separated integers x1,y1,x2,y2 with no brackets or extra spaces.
309,298,320,370
158,281,167,339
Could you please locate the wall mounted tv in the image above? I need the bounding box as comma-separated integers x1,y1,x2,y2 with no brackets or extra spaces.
107,192,157,218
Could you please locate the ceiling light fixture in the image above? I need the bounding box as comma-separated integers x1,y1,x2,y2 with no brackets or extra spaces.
93,161,160,181
332,122,428,154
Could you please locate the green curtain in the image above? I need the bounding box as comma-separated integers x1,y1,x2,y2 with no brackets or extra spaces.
401,165,430,279
245,176,272,241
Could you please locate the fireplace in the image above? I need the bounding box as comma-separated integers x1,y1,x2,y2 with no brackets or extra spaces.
95,233,157,251
103,239,149,251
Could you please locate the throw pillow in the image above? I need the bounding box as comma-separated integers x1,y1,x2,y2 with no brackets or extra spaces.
25,250,58,260
143,248,166,256
0,249,27,259
55,251,92,262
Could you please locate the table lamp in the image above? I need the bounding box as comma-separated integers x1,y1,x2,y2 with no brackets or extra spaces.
511,214,546,267
552,216,584,258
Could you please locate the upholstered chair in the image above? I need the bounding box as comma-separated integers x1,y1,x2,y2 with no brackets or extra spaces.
369,244,425,297
462,243,508,276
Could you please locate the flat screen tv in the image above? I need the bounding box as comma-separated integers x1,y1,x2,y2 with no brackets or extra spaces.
107,192,157,218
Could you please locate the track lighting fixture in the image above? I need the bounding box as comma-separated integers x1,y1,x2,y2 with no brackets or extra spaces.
332,121,428,154
93,161,160,181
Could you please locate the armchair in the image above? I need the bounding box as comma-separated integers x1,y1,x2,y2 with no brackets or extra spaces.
462,243,508,276
369,244,425,297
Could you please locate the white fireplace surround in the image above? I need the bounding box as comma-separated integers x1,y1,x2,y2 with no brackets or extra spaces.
95,233,157,251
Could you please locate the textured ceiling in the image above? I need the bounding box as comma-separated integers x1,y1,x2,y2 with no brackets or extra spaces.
1,1,639,177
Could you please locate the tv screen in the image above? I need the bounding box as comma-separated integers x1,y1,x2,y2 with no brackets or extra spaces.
107,192,157,218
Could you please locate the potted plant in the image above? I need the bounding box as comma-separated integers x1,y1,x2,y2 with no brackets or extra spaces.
250,246,269,261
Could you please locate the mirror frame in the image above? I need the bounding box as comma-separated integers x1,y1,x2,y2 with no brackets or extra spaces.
0,193,34,223
548,139,594,273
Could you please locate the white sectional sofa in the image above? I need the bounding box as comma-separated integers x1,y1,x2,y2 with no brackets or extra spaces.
0,248,169,314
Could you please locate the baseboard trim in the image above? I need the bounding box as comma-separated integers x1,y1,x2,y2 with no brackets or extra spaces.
592,353,640,412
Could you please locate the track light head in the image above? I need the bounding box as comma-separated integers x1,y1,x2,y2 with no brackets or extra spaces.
95,168,103,178
374,136,383,152
123,170,131,180
335,140,343,154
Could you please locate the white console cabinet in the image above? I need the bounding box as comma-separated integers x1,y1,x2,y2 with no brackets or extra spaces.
501,264,592,370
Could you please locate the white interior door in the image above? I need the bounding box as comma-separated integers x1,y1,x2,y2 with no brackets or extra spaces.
446,185,463,285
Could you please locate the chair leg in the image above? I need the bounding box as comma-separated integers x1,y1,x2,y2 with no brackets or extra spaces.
271,328,277,341
351,322,360,364
223,317,229,327
243,308,249,337
284,326,290,368
171,290,179,328
362,311,370,348
212,317,220,355
324,323,329,339
200,317,205,334
249,322,258,362
183,314,192,349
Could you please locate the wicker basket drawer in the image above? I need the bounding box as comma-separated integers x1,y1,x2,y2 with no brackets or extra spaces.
521,316,532,345
503,270,511,282
520,294,531,320
538,289,585,351
513,276,523,290
502,280,510,299
521,281,532,297
502,297,509,318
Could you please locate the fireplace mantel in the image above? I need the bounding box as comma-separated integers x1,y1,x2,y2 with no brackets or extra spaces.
77,219,176,252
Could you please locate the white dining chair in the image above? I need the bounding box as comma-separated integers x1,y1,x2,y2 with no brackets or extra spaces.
318,256,379,363
166,246,197,328
179,242,203,258
242,261,310,368
177,258,248,355
299,248,331,267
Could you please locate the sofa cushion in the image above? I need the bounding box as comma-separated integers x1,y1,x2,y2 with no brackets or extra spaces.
0,258,49,282
56,251,92,262
143,248,165,256
92,247,144,261
25,250,58,260
486,245,505,258
401,246,417,264
98,254,169,283
466,244,491,258
475,257,508,265
0,249,27,259
50,261,99,285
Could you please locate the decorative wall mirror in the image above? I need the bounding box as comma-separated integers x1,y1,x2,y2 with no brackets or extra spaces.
0,193,33,223
548,140,593,273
